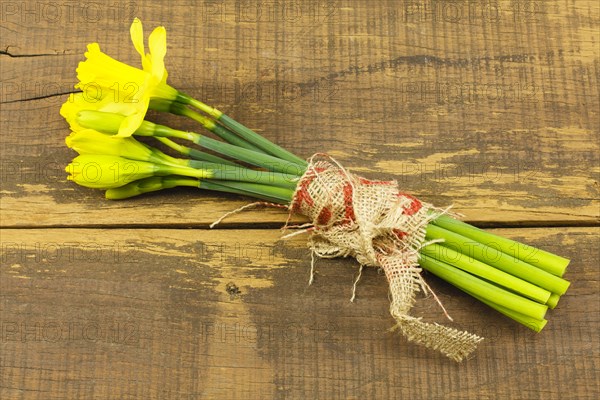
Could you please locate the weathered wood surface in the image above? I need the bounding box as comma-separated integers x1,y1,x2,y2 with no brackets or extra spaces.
1,0,599,399
1,0,598,227
1,228,598,399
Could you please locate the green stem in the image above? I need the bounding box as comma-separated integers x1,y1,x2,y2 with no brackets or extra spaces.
197,180,262,199
218,114,308,166
157,126,305,175
202,180,294,204
546,293,561,309
209,167,299,190
156,163,298,190
105,176,199,199
432,215,570,277
174,93,223,119
425,224,570,295
420,243,551,303
419,254,548,320
154,137,239,166
105,175,293,203
173,103,265,153
463,288,547,332
191,132,305,175
176,92,308,167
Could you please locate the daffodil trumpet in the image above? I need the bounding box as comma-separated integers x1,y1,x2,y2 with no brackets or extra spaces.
62,18,571,357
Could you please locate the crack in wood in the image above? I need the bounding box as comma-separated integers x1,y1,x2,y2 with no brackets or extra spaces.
296,52,556,91
1,46,72,58
0,90,78,104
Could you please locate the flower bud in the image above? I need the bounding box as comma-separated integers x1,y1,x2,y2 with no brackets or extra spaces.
76,110,123,133
76,110,158,136
66,129,154,161
65,154,159,189
105,176,189,199
105,176,165,199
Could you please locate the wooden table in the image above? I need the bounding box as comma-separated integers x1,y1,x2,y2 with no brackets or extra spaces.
1,1,598,398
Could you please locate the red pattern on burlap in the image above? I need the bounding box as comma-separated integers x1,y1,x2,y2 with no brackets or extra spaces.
393,229,408,240
342,183,356,223
291,166,328,213
291,172,315,211
397,192,422,216
316,207,332,225
290,161,425,232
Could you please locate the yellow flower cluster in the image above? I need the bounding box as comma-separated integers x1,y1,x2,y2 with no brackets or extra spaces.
61,19,300,201
62,18,177,137
62,18,181,191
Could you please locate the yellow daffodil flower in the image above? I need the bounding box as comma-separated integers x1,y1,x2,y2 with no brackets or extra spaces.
60,92,114,132
72,109,158,136
65,128,189,169
65,129,155,161
66,154,160,189
72,18,178,137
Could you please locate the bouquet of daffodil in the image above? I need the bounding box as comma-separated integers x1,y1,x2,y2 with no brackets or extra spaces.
61,19,570,361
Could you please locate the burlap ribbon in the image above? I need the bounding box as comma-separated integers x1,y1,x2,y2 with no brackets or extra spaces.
288,154,483,361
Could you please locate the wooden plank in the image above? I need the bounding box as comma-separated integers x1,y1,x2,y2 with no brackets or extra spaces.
1,1,599,227
0,227,597,399
1,1,598,399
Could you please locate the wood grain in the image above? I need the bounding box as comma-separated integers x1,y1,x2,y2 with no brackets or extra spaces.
1,227,598,399
1,0,599,399
1,0,598,227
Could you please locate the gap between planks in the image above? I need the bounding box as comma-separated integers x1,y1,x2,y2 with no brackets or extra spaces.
1,221,599,231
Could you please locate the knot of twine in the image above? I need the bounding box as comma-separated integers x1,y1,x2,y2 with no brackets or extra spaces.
286,154,483,361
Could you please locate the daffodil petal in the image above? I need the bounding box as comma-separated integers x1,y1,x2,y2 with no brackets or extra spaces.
60,92,97,132
115,96,150,137
66,128,154,160
77,43,146,89
148,26,167,80
130,18,152,71
130,18,145,61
